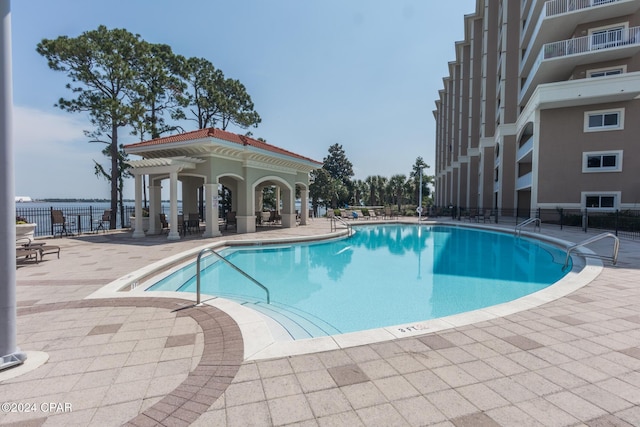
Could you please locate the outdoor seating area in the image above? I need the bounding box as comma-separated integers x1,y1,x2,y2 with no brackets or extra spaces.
257,210,281,226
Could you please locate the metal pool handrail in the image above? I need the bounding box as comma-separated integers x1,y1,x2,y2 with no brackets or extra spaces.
196,248,271,305
331,216,352,235
563,232,620,270
515,217,541,236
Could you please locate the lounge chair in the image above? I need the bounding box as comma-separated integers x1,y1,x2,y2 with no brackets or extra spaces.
384,207,398,219
16,246,40,263
16,237,61,263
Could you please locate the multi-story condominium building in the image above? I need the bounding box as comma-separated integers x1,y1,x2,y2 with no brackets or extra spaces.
434,0,640,219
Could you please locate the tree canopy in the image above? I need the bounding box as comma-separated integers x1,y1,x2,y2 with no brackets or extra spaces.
37,25,262,225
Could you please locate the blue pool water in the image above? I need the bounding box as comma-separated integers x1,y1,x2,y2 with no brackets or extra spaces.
148,225,570,338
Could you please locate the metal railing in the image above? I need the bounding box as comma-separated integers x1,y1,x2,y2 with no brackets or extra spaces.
196,248,270,305
563,232,620,270
515,217,541,236
330,216,353,236
543,26,640,60
434,207,640,240
545,0,619,18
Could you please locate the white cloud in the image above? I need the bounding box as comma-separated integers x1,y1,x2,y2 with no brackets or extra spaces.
12,106,117,199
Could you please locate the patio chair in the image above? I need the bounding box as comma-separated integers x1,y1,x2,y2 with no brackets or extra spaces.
267,210,281,224
480,209,493,223
51,209,73,237
159,213,169,234
94,209,111,233
187,213,200,234
225,211,237,230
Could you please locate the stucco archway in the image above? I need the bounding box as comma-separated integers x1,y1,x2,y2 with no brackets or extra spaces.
125,128,321,238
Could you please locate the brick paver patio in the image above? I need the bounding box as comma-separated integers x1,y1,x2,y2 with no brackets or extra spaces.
2,219,639,426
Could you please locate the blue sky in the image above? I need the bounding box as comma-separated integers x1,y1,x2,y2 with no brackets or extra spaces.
10,0,475,199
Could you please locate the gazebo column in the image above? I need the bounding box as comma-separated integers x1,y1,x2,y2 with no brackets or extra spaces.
255,187,263,214
236,179,256,234
275,186,281,215
181,176,198,216
132,173,145,238
280,187,296,229
167,171,180,240
299,188,309,225
147,180,161,235
203,182,221,237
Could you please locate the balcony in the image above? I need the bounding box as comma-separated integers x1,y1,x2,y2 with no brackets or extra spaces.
516,172,533,190
520,26,640,104
517,135,534,162
520,0,639,74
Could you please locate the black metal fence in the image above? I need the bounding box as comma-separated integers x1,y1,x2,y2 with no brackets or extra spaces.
16,205,135,238
432,206,640,240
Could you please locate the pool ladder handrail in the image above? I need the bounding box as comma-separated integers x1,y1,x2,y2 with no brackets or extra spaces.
196,248,270,305
331,216,353,236
563,232,620,270
515,217,541,236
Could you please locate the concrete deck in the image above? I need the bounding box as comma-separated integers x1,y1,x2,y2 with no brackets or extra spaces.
2,218,640,426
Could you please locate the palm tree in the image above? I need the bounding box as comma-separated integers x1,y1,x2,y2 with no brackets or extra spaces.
376,175,388,206
387,174,407,213
365,176,376,206
409,157,429,206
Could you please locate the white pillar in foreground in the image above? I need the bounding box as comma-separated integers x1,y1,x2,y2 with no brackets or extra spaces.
203,182,221,238
167,171,180,240
132,173,145,238
0,0,26,369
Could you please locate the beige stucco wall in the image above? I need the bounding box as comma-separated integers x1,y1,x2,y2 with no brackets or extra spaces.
538,99,640,206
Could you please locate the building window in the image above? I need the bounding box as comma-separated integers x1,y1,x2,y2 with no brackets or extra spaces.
582,150,623,172
588,67,624,78
584,194,617,210
584,109,624,132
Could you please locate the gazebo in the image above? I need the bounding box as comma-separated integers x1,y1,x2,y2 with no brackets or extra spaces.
124,128,322,240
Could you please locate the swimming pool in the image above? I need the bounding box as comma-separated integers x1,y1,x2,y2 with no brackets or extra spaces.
147,225,571,339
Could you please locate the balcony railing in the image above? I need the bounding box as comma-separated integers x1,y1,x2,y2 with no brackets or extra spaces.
521,25,640,99
545,0,619,18
517,136,534,162
516,172,533,190
544,26,640,59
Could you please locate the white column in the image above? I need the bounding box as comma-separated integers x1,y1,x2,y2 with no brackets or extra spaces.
280,187,296,228
0,0,25,368
132,173,145,238
167,171,180,240
300,188,309,225
203,182,221,237
147,181,160,234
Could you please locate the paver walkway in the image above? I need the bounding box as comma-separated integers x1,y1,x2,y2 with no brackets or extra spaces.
2,219,640,426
